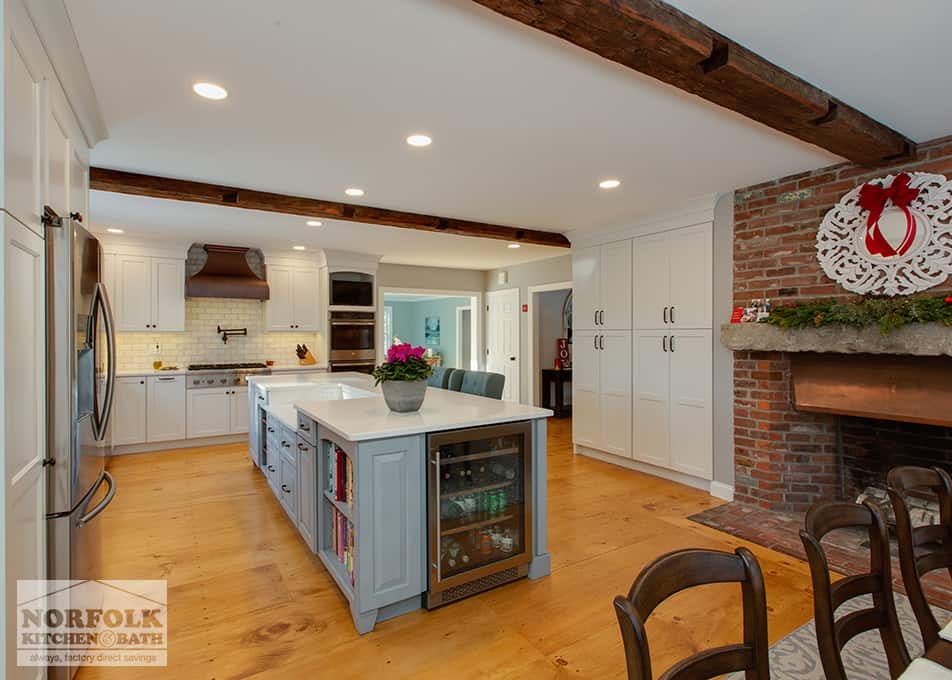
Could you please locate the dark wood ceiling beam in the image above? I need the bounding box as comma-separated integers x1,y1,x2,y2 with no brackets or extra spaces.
471,0,914,165
89,167,570,248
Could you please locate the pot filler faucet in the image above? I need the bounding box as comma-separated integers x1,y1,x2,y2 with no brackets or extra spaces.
217,325,248,344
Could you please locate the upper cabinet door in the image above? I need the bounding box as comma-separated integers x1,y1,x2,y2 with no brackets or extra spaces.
4,25,42,230
633,232,671,330
44,92,71,218
668,223,712,330
572,247,599,330
266,265,293,331
114,255,152,331
291,267,320,331
152,258,185,332
599,241,632,330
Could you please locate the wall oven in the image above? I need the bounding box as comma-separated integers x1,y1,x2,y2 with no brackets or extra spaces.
329,311,375,374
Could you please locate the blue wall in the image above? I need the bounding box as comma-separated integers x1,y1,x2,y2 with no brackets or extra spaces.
385,297,472,369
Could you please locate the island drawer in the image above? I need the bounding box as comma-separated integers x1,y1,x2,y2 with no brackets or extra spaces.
297,412,318,445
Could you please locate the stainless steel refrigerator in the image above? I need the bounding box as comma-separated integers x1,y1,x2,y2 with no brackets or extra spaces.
44,213,117,679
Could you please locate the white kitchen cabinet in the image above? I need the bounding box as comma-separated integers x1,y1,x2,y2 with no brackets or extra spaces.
113,254,185,332
112,377,147,446
146,375,186,443
230,386,249,434
573,240,631,331
186,388,231,438
3,18,42,230
572,330,631,458
571,330,599,449
633,331,670,468
266,262,320,331
45,89,71,219
633,223,712,330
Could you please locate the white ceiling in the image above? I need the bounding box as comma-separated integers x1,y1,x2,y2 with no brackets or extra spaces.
66,0,943,263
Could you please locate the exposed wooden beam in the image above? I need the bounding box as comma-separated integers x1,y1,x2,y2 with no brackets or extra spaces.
89,167,571,248
470,0,914,165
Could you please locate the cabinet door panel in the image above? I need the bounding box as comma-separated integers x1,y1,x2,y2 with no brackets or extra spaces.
599,241,632,330
112,377,147,445
45,96,70,218
69,147,88,221
186,388,231,438
669,331,713,480
152,258,185,332
230,387,249,434
572,247,599,330
633,232,670,330
669,224,713,329
297,439,316,551
292,267,320,331
571,331,599,448
599,332,631,458
147,376,186,442
4,30,41,228
632,331,669,468
280,451,297,522
266,265,293,330
115,255,152,331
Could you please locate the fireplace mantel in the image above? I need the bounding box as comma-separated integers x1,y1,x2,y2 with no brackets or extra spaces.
720,322,952,357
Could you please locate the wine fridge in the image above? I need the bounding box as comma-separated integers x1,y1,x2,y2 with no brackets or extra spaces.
426,422,532,608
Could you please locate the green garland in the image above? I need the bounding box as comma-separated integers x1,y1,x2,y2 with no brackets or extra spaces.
767,294,952,335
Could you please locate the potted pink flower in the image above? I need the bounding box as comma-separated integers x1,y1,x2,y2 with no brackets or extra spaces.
372,343,433,412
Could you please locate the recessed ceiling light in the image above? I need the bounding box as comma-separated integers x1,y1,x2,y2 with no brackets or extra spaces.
599,179,621,190
306,220,322,227
406,134,432,147
345,188,365,197
507,243,521,249
192,82,228,100
292,246,306,251
106,228,124,234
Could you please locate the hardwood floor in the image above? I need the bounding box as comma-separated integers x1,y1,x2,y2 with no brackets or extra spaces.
80,418,815,679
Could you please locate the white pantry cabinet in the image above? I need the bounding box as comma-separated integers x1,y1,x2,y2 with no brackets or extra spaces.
112,254,185,332
146,375,186,443
186,387,248,439
112,377,147,446
266,263,320,331
572,330,631,458
574,240,632,331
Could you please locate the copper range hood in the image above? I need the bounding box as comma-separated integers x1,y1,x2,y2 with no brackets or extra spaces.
185,244,269,300
791,353,952,427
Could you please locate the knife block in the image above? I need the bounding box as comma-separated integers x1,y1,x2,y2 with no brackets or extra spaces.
298,349,317,366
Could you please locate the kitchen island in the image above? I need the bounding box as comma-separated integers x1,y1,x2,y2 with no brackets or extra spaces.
249,377,551,634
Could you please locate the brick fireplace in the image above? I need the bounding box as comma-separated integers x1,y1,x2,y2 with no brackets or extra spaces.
729,135,952,512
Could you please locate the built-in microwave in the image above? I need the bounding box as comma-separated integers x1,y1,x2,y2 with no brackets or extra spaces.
329,271,374,308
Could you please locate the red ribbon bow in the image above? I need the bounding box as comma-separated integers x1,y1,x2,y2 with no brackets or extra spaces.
858,172,920,257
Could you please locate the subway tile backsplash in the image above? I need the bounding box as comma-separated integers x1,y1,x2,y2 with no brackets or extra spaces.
116,298,323,371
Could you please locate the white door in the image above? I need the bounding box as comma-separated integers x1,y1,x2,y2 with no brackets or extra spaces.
291,267,320,331
229,387,249,434
668,331,713,480
4,26,41,228
4,214,46,680
571,330,599,449
668,224,713,330
599,241,632,330
572,246,599,330
632,331,670,468
633,232,671,330
152,258,185,332
487,288,520,402
598,331,632,458
146,376,186,443
266,265,293,331
115,255,152,331
112,377,147,445
187,388,232,438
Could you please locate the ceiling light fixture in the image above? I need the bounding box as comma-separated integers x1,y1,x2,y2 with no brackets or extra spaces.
406,134,432,147
192,82,228,100
106,228,124,234
292,246,306,251
345,188,365,197
507,243,521,249
599,179,621,190
306,220,322,227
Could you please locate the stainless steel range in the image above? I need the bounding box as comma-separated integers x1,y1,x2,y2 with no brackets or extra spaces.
186,362,271,388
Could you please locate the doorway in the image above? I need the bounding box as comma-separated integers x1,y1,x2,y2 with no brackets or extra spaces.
456,306,472,370
378,289,480,370
486,288,520,402
527,282,573,408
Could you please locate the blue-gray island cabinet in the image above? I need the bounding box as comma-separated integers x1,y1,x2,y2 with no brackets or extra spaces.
294,387,552,634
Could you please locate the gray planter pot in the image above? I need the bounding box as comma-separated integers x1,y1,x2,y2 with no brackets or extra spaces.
380,379,427,413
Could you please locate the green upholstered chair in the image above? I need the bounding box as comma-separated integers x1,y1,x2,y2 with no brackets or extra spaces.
446,369,466,391
427,366,452,388
459,371,505,400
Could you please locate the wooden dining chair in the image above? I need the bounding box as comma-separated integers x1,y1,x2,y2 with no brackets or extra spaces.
887,465,952,650
799,500,911,680
612,547,770,680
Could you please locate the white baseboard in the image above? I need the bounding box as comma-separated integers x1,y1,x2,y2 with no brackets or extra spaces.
709,481,735,502
110,434,247,456
575,445,711,494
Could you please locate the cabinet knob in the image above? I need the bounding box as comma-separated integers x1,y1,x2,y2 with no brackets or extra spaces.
139,380,144,385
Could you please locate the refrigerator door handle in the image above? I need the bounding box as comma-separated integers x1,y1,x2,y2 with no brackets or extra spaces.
76,471,115,527
91,282,117,440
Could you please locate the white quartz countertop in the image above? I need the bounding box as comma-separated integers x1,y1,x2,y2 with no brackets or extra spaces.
295,387,552,442
262,403,298,430
249,371,374,391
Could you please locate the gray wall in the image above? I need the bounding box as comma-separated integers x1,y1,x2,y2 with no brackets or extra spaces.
712,193,735,489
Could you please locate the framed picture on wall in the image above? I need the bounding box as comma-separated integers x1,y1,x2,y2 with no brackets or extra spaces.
425,316,440,346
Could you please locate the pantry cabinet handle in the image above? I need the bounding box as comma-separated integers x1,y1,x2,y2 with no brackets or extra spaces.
662,336,668,352
593,335,598,350
599,335,604,350
594,310,598,326
663,306,668,324
670,306,676,324
599,310,604,325
671,335,677,352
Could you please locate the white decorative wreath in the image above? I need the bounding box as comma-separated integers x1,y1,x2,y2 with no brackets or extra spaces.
816,171,952,296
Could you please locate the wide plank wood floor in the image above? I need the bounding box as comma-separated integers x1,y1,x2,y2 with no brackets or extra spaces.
80,418,815,679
